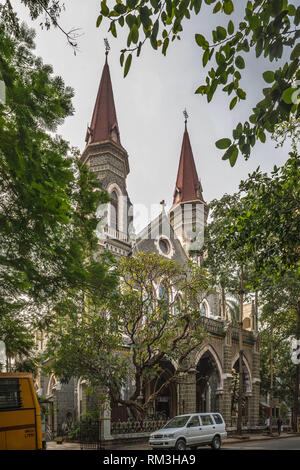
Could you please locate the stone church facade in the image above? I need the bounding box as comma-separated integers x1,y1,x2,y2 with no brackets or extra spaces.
37,52,260,438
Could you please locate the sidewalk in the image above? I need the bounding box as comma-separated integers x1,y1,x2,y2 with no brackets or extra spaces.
45,432,300,451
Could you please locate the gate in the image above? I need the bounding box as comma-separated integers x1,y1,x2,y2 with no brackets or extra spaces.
79,418,102,450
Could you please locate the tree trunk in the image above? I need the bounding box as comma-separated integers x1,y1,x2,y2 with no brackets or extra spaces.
269,309,274,435
237,267,244,435
293,299,300,432
222,287,226,320
254,291,258,332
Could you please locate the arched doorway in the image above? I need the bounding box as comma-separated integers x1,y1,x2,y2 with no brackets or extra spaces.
196,350,221,413
231,357,251,427
149,361,177,420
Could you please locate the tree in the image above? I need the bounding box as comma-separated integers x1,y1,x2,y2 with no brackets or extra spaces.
217,155,300,430
2,1,299,165
44,252,211,421
97,0,299,166
259,271,300,431
0,21,117,358
200,193,257,433
230,153,299,280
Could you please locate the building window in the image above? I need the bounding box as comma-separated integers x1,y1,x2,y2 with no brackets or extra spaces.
173,295,181,315
159,284,169,304
110,190,118,230
159,238,170,255
200,302,207,316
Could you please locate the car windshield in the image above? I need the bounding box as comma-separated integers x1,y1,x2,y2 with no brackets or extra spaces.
163,416,191,429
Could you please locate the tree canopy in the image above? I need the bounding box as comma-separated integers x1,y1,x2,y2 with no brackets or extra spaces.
0,21,117,364
1,1,299,165
44,252,211,420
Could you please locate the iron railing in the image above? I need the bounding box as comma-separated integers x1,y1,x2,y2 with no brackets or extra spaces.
79,418,103,450
111,418,167,435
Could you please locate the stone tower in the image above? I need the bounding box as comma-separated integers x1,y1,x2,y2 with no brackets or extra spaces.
169,120,208,256
80,52,132,257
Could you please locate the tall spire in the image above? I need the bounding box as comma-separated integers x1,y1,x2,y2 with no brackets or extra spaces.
173,116,205,206
85,41,121,146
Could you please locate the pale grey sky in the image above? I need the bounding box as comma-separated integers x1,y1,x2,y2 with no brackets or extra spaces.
7,0,293,230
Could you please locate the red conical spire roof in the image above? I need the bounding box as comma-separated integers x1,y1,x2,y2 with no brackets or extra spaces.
85,55,121,146
173,124,205,205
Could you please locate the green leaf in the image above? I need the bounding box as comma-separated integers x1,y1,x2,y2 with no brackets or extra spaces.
194,0,202,14
237,88,246,99
258,130,266,143
295,6,300,25
290,43,300,60
162,37,169,56
270,0,284,17
110,22,117,38
202,49,209,67
195,85,206,95
195,33,208,49
282,87,295,104
229,96,237,109
255,39,263,58
215,138,232,149
229,146,238,166
124,54,132,77
228,20,234,35
140,6,151,30
101,1,109,16
213,2,221,14
235,55,245,69
216,26,227,41
223,0,234,15
263,70,275,83
152,20,159,40
127,0,138,8
96,15,103,28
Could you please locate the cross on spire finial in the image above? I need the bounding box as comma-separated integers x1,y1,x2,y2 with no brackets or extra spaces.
160,200,166,212
104,38,110,56
183,108,189,125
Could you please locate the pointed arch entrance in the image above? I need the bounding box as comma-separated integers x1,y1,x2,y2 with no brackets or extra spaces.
195,348,222,413
148,361,178,420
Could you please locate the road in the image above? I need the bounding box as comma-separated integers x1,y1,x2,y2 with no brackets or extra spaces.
222,436,300,450
108,436,300,451
46,435,300,451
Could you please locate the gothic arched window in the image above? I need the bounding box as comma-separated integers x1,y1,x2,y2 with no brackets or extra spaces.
200,301,207,317
110,190,118,230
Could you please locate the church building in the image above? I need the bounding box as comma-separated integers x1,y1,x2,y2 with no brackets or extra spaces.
38,51,261,439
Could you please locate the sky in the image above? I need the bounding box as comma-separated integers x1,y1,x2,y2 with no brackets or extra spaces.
6,0,294,231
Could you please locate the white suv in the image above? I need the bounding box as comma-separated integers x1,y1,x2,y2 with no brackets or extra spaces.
149,413,227,450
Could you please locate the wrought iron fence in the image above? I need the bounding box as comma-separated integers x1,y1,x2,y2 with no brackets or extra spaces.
78,418,102,450
111,418,167,435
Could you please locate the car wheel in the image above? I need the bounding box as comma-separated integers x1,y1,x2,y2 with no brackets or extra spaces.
211,436,221,450
175,439,186,451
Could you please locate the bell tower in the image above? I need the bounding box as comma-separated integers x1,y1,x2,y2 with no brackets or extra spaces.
169,112,208,256
80,42,133,257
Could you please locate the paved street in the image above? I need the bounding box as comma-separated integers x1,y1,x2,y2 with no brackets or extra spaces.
222,436,300,450
46,434,300,451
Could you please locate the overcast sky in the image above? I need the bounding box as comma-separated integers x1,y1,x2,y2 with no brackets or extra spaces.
7,0,294,231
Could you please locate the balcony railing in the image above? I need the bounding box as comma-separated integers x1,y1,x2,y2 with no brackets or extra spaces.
231,326,255,344
199,316,226,337
104,226,130,243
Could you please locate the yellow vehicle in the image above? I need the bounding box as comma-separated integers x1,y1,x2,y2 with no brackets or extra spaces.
0,373,43,450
